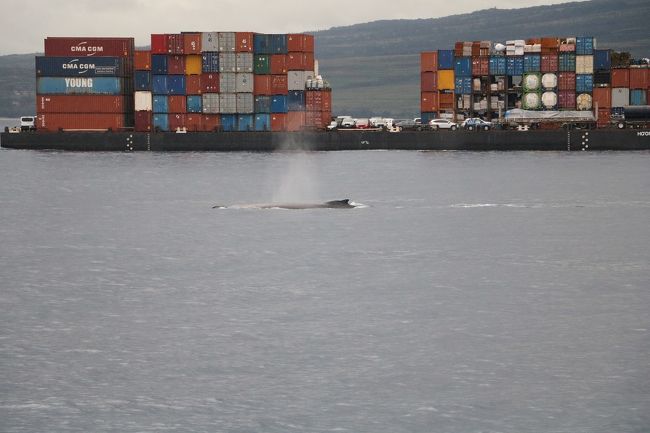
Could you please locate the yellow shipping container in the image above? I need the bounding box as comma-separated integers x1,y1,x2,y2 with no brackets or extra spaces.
185,55,202,75
438,70,455,90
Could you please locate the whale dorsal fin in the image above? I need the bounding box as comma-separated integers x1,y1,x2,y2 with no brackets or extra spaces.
325,199,350,206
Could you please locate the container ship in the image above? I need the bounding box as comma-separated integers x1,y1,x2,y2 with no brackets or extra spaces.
2,33,649,151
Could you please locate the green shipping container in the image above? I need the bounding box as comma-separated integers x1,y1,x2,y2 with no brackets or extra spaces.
254,55,270,74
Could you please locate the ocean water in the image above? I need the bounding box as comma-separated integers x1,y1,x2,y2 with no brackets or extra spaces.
1,147,649,433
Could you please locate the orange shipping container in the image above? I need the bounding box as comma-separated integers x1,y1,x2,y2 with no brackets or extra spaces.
200,114,221,131
287,34,314,52
321,91,332,112
287,111,305,132
271,113,287,131
168,95,187,113
236,32,254,52
134,51,151,71
201,73,219,93
439,92,454,109
421,72,437,91
596,108,610,127
421,52,438,73
270,75,288,94
185,55,202,75
592,87,612,109
185,75,202,95
287,52,307,70
37,95,126,113
270,55,287,74
183,33,201,54
254,75,272,95
36,113,126,131
420,92,439,112
305,53,315,71
611,68,630,87
629,68,649,89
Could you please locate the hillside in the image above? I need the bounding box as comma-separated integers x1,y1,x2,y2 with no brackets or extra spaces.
1,0,649,118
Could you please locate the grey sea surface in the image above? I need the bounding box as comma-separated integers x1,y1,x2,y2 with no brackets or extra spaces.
1,146,649,433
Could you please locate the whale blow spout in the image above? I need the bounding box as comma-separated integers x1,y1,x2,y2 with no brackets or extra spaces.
213,199,358,210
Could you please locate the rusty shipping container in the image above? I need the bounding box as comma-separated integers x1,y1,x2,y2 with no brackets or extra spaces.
36,113,128,131
421,72,438,91
44,37,134,57
629,68,649,89
611,69,630,87
592,87,612,108
236,32,254,52
135,111,152,132
37,94,127,113
150,34,168,54
183,33,201,54
287,34,314,52
134,51,151,70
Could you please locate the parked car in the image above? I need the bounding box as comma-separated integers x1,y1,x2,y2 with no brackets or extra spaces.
395,119,424,131
340,116,356,128
428,119,458,131
462,117,492,131
355,118,371,129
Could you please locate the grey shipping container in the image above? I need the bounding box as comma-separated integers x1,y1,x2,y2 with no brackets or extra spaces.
287,70,314,91
236,73,254,93
201,32,219,52
218,32,236,52
202,93,220,114
236,93,254,113
612,87,630,108
219,53,236,73
219,93,237,113
236,53,253,73
220,73,236,93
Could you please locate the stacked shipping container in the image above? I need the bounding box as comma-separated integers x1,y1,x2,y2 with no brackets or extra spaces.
421,36,650,126
36,37,135,131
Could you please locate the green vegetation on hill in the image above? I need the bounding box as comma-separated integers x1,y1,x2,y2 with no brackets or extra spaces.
0,0,648,118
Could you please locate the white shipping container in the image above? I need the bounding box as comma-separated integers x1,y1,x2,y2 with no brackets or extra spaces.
576,55,594,74
201,32,219,52
202,93,220,114
287,70,314,91
235,73,253,93
236,53,253,73
218,32,236,52
219,53,236,73
220,73,236,93
611,87,630,108
236,93,254,113
219,93,237,114
134,91,152,112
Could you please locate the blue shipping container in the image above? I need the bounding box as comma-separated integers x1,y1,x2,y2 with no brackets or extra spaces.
287,90,305,110
186,95,202,113
437,50,454,70
489,56,506,75
254,95,272,113
35,56,128,77
454,77,472,95
630,89,647,106
271,95,288,113
134,71,151,91
36,77,125,95
254,114,271,131
576,37,594,55
221,114,238,131
237,114,254,131
254,34,272,54
152,75,167,94
454,57,472,77
593,49,611,71
420,112,437,124
576,74,594,93
152,55,168,74
152,95,169,113
524,55,541,73
559,53,576,72
506,57,524,76
167,75,186,95
153,114,169,132
202,52,219,73
271,34,287,54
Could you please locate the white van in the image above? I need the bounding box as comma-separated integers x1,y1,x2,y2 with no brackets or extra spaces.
20,116,36,131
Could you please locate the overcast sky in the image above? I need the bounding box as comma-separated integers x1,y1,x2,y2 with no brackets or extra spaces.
1,0,579,55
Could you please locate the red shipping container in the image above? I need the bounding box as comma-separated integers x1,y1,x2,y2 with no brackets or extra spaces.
135,111,152,132
305,53,315,71
183,33,201,54
168,95,187,113
421,52,439,73
541,54,559,73
558,72,576,91
168,55,185,75
305,110,321,127
596,108,610,127
167,34,184,54
200,114,221,132
271,113,287,131
322,91,332,112
558,91,576,109
611,68,630,87
439,92,454,109
185,113,203,131
270,75,288,94
254,75,272,95
168,113,185,131
471,57,489,76
150,34,168,54
134,51,151,71
287,34,313,52
287,111,305,132
420,92,439,112
287,52,307,70
270,55,287,74
37,95,126,113
201,73,219,93
44,37,134,57
592,87,612,109
36,113,126,131
185,75,202,95
236,32,254,52
629,68,649,89
322,111,332,125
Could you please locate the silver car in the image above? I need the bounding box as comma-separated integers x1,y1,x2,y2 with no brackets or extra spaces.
428,119,458,131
